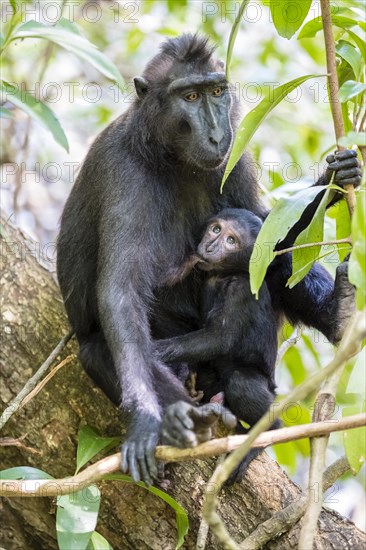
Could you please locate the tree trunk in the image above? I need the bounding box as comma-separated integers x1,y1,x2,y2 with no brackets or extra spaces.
1,218,365,550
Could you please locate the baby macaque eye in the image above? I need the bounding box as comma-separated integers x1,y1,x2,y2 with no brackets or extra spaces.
212,225,221,234
227,236,236,245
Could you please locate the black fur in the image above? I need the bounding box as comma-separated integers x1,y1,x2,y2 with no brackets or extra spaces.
57,34,360,485
156,208,280,482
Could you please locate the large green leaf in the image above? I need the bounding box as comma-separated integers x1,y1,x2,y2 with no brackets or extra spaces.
346,348,366,397
0,466,54,480
12,19,124,89
346,30,366,62
270,0,312,39
288,189,331,287
0,80,68,151
343,401,366,475
56,485,101,550
76,425,120,474
225,0,250,80
349,191,366,310
249,186,327,297
221,74,320,189
336,40,363,79
298,16,358,40
339,80,366,103
289,246,350,286
105,473,188,549
335,198,352,261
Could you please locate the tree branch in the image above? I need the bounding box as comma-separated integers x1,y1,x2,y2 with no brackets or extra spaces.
0,331,74,430
274,238,351,258
1,413,365,498
276,326,301,365
240,456,350,550
202,310,366,549
299,368,343,549
320,0,356,215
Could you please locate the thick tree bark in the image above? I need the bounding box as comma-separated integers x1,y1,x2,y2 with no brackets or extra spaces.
1,218,365,550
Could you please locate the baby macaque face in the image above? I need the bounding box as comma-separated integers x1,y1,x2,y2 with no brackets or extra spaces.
196,217,253,271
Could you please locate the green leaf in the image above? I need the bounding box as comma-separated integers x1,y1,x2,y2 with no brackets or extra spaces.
57,485,101,550
349,191,366,309
339,132,366,147
0,80,69,151
146,487,189,550
0,106,13,118
249,186,327,297
222,74,321,190
103,474,188,549
289,189,330,286
270,0,312,39
343,402,366,475
288,246,350,289
335,199,352,261
225,0,250,80
298,16,358,40
273,441,297,473
76,426,120,473
0,467,54,480
339,80,366,103
346,30,366,62
346,348,366,397
86,532,113,550
12,19,124,89
336,40,362,79
283,346,307,385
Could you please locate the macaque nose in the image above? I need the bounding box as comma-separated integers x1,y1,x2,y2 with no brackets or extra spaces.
206,241,218,253
209,128,224,145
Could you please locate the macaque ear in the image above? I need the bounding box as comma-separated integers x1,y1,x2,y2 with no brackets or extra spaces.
134,77,149,98
217,59,225,70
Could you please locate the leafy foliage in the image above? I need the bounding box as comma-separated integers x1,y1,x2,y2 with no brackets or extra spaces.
269,0,312,40
221,74,322,190
349,191,366,310
249,186,326,297
0,80,69,151
0,13,123,150
76,425,120,474
56,486,101,550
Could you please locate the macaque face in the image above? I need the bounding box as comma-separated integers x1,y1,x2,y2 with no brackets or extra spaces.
197,218,251,271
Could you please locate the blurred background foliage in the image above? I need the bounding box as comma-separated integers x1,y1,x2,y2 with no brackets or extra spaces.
1,0,365,530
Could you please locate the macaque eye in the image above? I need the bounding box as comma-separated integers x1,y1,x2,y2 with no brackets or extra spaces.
212,225,221,234
227,236,236,245
212,86,223,97
184,91,200,102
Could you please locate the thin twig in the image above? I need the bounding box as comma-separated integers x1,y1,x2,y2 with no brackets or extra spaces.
359,111,366,132
274,238,351,257
299,368,343,549
19,354,76,409
320,0,356,216
276,326,301,365
240,456,350,550
1,413,365,498
0,331,74,430
196,455,226,550
0,435,41,455
202,311,365,549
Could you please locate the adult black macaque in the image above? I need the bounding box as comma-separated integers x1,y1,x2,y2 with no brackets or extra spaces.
57,34,361,485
